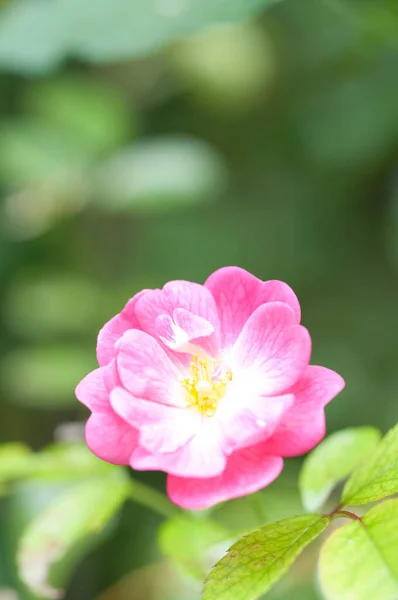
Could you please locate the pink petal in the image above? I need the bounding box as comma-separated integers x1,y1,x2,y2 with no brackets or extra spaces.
167,444,283,509
265,366,345,457
132,425,226,478
231,302,311,396
155,309,217,356
116,329,185,406
205,266,301,349
134,280,220,340
85,412,138,465
217,393,294,454
75,361,119,412
97,290,148,367
110,387,199,453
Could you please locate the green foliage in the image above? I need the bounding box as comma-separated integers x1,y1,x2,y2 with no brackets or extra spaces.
319,499,398,600
299,427,381,511
159,516,232,579
0,0,278,74
341,422,398,506
202,515,331,600
17,474,130,599
203,424,398,600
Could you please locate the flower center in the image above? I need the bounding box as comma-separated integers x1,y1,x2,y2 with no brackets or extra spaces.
181,356,232,417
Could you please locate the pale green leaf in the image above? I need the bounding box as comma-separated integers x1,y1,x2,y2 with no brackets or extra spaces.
202,514,331,600
299,427,381,511
159,516,232,579
0,0,277,74
94,137,228,214
342,422,398,506
17,474,130,599
319,499,398,600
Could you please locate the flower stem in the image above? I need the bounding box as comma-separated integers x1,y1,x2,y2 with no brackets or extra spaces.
129,479,180,518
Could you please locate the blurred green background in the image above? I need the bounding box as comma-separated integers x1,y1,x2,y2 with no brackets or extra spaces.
0,0,397,599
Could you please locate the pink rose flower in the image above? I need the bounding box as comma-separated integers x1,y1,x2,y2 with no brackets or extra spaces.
76,267,344,510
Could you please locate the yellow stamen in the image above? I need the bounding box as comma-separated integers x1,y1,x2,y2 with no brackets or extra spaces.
181,356,232,417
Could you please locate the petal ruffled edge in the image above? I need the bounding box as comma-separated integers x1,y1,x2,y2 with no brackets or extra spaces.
167,443,283,509
205,266,301,349
96,290,148,367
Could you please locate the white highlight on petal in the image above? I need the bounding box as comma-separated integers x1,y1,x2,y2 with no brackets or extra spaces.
256,419,266,427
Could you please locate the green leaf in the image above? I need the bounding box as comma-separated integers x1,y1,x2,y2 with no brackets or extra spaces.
341,422,398,506
94,137,228,215
159,516,232,579
0,0,278,74
319,499,398,600
202,514,331,600
17,474,130,599
299,427,381,512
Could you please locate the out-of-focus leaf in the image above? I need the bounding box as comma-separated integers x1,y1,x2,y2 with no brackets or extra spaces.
159,516,232,580
93,137,228,214
202,514,331,600
5,274,104,338
68,0,278,62
319,499,398,600
0,442,114,492
341,422,398,506
1,345,97,408
299,427,381,512
170,23,275,111
295,66,398,169
24,77,134,156
30,443,114,481
0,444,32,489
17,474,130,599
0,0,279,74
0,0,68,74
0,119,90,185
